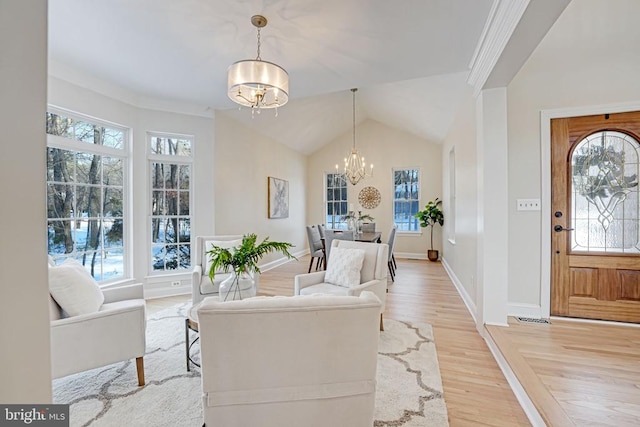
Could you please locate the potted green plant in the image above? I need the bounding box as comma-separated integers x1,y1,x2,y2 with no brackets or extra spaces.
207,233,295,301
414,198,444,261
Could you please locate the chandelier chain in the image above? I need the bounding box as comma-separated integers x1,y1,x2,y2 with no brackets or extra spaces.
256,27,262,60
353,89,356,149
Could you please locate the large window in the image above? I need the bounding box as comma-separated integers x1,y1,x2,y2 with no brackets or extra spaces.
149,133,193,273
393,168,420,231
46,110,127,282
325,173,348,230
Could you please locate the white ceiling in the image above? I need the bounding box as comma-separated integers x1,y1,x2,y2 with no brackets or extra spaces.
48,0,515,153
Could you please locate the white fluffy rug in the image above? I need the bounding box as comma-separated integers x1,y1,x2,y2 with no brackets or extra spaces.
53,303,449,427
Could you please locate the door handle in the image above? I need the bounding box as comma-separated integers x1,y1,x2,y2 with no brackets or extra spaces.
554,225,574,232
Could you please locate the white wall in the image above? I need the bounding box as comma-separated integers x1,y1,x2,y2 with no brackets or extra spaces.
214,113,308,264
0,0,51,403
441,88,479,311
48,77,216,297
307,119,442,257
506,0,640,313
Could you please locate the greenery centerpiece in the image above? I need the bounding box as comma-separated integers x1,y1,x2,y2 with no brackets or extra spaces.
207,233,295,301
341,210,374,232
414,198,444,261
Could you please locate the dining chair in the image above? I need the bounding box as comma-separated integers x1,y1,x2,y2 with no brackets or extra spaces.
306,225,325,273
317,224,326,239
386,225,398,281
323,230,354,262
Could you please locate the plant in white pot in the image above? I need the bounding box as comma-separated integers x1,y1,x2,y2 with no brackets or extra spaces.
207,233,295,301
414,198,444,262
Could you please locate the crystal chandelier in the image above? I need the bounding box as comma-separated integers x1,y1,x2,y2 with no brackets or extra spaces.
227,15,289,117
337,88,373,185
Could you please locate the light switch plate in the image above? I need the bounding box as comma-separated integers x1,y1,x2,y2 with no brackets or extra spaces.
517,199,541,211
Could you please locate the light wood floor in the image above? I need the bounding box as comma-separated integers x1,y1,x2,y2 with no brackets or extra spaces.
148,256,530,426
487,316,640,427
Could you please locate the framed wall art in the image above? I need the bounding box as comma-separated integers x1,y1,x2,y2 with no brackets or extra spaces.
267,176,289,219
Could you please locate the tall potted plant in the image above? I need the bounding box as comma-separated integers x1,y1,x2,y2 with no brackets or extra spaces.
414,198,444,261
207,233,295,301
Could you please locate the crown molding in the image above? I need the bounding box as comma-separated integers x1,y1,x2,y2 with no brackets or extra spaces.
467,0,530,96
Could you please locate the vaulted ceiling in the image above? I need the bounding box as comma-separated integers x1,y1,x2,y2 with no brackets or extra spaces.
48,0,569,154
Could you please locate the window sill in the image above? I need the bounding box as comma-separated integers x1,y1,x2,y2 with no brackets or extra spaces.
397,231,423,237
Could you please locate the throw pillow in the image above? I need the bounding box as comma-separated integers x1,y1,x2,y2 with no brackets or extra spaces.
324,247,366,288
205,239,243,274
48,258,105,316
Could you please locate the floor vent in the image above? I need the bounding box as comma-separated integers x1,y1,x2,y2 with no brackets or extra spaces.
516,317,551,324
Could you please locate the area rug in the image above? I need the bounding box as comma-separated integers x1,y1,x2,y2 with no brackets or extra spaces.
53,303,449,427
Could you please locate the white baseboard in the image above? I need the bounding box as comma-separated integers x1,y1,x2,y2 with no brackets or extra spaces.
144,285,191,300
508,303,543,319
441,257,477,324
483,329,547,427
394,251,427,260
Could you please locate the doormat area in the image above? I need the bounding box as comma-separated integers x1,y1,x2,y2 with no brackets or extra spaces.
516,317,551,324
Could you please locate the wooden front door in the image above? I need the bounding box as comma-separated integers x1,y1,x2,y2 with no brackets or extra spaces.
551,112,640,323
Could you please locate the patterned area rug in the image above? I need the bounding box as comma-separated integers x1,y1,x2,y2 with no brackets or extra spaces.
53,303,449,427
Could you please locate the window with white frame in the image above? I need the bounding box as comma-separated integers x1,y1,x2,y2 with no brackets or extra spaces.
325,172,348,230
46,110,127,282
448,147,456,242
393,168,420,231
148,133,193,273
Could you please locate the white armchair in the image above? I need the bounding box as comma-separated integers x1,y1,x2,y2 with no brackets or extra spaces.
50,283,146,386
295,240,389,330
197,292,382,427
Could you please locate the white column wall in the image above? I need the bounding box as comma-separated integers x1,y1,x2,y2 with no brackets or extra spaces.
0,0,52,403
441,88,479,318
476,88,509,328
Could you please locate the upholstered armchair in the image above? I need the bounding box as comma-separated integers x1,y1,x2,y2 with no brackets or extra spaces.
49,282,146,386
197,292,382,427
294,240,389,330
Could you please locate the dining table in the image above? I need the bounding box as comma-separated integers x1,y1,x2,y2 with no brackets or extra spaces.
354,231,382,243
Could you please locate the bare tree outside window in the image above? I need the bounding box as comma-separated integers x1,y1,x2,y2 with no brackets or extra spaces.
46,112,126,281
149,135,192,272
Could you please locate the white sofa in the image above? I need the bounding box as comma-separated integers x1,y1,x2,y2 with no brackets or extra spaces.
197,292,381,427
49,283,146,386
294,239,389,330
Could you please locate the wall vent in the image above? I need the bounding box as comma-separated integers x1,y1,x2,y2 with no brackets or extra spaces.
516,317,551,324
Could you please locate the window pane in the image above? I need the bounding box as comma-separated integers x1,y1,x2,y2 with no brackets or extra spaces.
103,157,123,186
393,168,420,231
179,165,190,189
152,191,164,215
103,128,124,149
103,218,123,248
179,191,189,215
166,190,178,215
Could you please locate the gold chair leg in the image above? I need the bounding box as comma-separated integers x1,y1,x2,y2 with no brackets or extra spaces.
380,314,384,331
136,357,145,386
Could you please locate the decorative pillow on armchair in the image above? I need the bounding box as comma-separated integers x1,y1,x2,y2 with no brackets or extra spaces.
324,247,366,288
48,258,105,316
